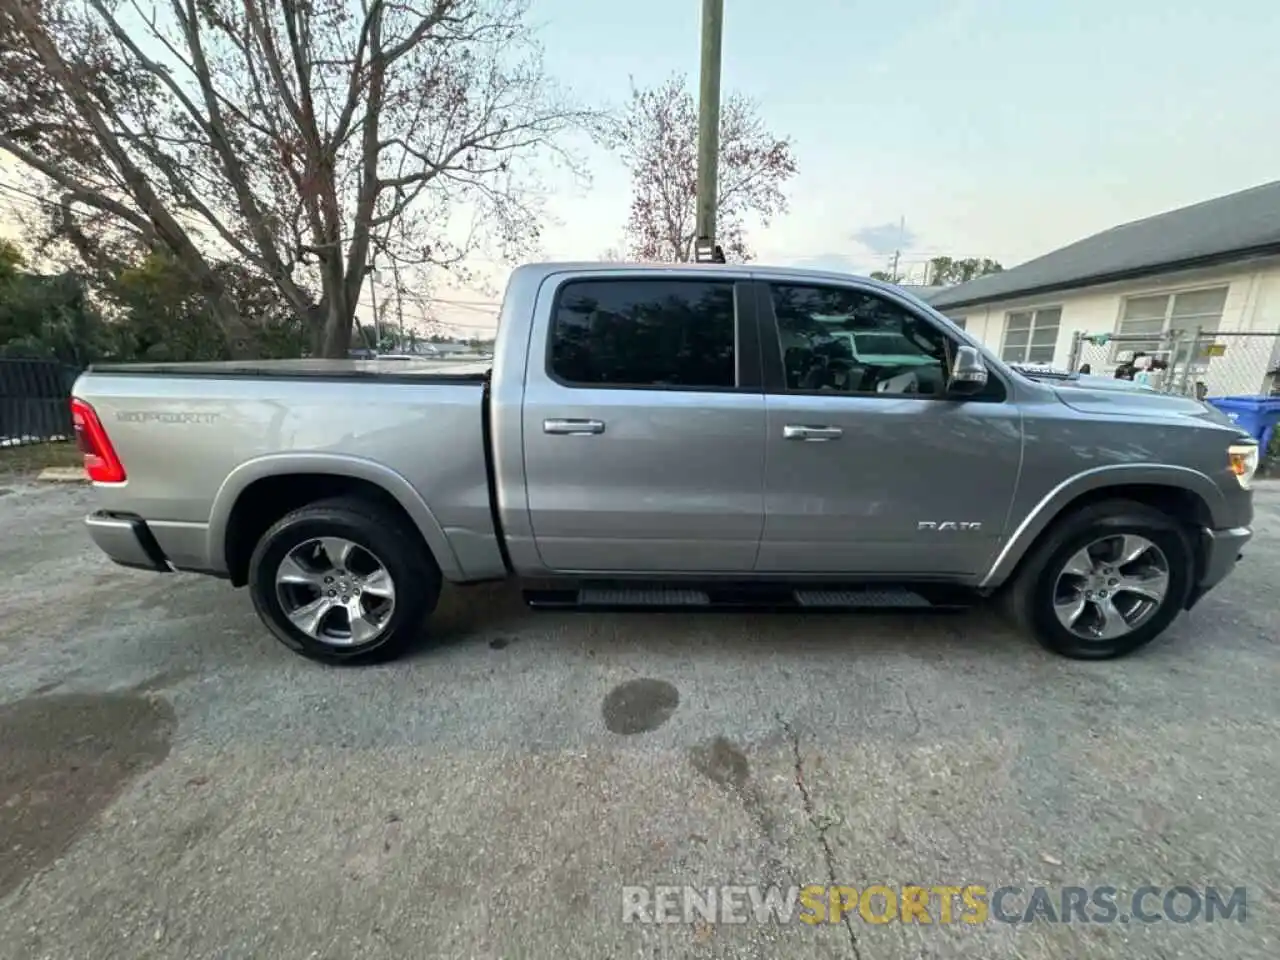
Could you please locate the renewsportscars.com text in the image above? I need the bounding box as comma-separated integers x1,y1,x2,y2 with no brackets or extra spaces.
622,884,1248,926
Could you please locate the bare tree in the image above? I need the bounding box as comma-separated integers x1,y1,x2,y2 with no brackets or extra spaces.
0,0,592,357
606,74,796,263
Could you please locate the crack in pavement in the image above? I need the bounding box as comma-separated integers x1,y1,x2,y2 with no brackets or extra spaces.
899,683,923,740
780,716,863,960
891,681,975,866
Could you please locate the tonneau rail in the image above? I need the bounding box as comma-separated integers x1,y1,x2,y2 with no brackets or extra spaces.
84,357,492,383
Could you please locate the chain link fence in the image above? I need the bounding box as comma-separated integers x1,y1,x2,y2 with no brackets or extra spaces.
1067,329,1280,398
0,358,80,447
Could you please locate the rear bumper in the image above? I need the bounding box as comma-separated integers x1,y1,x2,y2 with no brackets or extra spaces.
1185,525,1251,609
85,512,172,573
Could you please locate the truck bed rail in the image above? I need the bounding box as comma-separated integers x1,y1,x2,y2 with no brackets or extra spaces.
85,357,492,383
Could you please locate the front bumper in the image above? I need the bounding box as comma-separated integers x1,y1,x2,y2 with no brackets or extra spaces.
1185,525,1251,609
85,512,172,574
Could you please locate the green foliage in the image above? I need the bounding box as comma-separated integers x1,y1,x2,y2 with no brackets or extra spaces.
928,257,1004,285
0,246,106,365
871,257,1003,286
0,239,25,277
106,253,228,362
0,244,308,363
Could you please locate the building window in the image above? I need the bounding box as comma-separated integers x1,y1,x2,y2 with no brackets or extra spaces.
1001,307,1061,364
548,278,737,389
1112,286,1229,366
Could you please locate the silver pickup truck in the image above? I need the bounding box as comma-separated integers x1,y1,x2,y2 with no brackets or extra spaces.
70,262,1257,664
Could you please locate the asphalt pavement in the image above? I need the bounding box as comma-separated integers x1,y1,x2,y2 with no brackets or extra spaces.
1,481,1278,959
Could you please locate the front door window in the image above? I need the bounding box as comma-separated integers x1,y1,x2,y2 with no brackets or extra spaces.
771,283,951,397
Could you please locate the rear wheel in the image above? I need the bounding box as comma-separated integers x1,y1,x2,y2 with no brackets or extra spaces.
248,496,441,664
1001,500,1194,659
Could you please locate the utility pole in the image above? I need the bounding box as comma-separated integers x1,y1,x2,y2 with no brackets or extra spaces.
889,215,905,283
693,0,724,263
366,260,380,353
391,260,406,352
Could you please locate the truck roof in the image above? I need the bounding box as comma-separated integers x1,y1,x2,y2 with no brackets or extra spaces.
511,260,910,289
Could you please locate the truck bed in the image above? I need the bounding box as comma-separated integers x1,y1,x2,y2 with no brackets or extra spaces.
71,358,505,582
86,357,492,382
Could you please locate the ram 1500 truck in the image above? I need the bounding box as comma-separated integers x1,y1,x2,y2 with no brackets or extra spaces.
70,262,1258,664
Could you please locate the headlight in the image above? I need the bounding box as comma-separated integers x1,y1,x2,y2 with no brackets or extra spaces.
1228,441,1259,489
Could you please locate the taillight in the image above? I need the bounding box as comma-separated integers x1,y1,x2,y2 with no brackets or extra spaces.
70,398,127,483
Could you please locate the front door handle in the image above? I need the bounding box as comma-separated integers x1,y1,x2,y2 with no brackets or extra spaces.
783,424,843,441
544,418,606,436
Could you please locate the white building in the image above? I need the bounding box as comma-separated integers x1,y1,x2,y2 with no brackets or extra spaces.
926,181,1280,396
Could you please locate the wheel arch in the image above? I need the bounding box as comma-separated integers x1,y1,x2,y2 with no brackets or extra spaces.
982,464,1223,589
210,453,463,587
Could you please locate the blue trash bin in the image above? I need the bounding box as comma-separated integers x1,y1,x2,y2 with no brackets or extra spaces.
1205,396,1280,454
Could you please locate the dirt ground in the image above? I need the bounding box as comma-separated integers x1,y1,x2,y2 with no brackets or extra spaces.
0,440,81,481
1,481,1278,959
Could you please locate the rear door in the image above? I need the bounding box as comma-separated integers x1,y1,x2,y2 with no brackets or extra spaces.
520,271,767,573
754,277,1023,576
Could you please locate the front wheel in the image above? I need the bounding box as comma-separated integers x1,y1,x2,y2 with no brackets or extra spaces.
248,496,441,665
1001,500,1194,659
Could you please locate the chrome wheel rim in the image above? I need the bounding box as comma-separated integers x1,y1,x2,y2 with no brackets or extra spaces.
274,537,396,647
1052,534,1170,641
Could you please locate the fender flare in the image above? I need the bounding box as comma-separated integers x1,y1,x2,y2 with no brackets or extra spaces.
980,463,1225,587
207,452,464,580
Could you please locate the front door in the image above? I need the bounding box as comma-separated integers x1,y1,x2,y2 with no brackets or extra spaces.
753,278,1023,576
521,272,766,573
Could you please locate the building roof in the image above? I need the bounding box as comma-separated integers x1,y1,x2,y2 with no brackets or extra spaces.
928,179,1280,311
898,284,947,299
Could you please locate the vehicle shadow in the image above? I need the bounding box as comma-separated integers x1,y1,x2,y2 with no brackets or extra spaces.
412,576,1236,671
416,580,1063,666
415,580,535,650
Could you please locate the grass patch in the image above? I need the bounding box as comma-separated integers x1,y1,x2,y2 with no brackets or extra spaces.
0,441,83,478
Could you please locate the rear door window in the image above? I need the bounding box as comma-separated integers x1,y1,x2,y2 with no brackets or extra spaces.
548,278,737,389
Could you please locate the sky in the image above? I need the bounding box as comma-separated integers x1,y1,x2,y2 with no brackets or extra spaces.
5,0,1280,338
429,0,1280,335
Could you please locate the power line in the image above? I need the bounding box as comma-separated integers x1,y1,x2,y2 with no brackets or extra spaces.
424,296,501,307
0,180,209,235
0,182,504,306
0,181,63,215
354,297,497,330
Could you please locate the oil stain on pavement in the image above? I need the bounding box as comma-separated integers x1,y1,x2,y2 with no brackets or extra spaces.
601,678,680,735
688,735,779,841
0,692,175,899
689,735,751,791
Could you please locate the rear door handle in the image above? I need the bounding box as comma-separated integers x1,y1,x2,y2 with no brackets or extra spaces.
783,424,843,441
544,418,605,436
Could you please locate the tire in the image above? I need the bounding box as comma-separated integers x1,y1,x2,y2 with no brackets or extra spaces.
999,499,1194,660
247,496,442,665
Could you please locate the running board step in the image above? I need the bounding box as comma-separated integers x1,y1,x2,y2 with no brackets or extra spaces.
793,588,931,608
578,587,711,607
523,583,973,611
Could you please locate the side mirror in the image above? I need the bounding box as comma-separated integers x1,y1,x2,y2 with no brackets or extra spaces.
948,345,989,397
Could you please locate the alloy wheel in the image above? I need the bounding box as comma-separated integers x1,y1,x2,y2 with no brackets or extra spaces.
274,536,397,647
1052,534,1170,641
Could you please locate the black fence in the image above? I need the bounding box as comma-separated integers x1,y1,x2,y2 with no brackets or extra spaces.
0,358,80,447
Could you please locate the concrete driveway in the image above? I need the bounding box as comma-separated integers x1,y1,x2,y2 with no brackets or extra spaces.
1,481,1278,959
